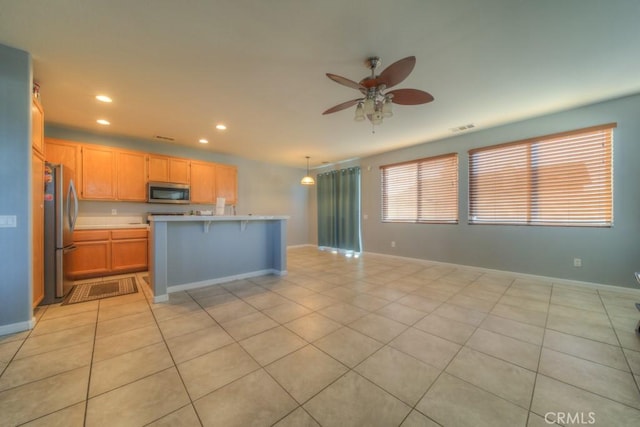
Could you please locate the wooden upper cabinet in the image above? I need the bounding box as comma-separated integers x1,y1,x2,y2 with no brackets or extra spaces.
44,138,80,180
81,145,117,199
148,156,169,182
169,158,190,183
43,139,237,204
148,155,190,183
216,164,238,205
190,161,216,204
117,151,147,201
31,98,44,155
32,151,45,307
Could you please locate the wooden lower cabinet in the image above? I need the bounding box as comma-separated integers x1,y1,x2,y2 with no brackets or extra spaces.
111,229,148,273
68,241,111,278
67,229,148,279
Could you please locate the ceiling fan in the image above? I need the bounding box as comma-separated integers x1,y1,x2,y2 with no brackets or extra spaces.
322,56,434,125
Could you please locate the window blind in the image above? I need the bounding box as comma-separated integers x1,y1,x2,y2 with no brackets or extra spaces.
381,153,458,223
469,123,615,227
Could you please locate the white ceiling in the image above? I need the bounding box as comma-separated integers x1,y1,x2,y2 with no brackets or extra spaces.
1,0,639,168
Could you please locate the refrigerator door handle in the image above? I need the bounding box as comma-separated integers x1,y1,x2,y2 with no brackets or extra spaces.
68,179,79,231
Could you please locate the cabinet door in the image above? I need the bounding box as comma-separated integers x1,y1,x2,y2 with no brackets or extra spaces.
169,158,190,183
148,156,190,184
66,241,111,279
117,151,147,201
111,239,148,272
148,155,169,182
32,151,45,306
31,98,44,155
82,145,117,199
215,164,238,205
45,139,81,185
190,161,216,204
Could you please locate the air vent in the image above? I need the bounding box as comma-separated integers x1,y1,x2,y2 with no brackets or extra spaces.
154,135,175,141
450,123,476,133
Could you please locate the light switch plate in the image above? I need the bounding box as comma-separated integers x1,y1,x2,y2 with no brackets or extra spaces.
0,215,17,228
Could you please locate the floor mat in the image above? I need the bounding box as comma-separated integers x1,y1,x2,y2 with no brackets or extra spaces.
63,276,138,305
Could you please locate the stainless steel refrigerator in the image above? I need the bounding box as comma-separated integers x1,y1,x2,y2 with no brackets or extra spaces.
42,163,78,304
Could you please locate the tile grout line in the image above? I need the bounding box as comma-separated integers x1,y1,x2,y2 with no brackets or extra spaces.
146,284,206,427
399,273,517,426
523,277,554,426
82,297,101,427
596,288,640,394
185,281,323,426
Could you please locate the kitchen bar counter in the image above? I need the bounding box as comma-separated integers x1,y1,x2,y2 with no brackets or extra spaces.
147,215,289,302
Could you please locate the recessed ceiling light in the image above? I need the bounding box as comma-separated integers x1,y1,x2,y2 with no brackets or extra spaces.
215,124,227,130
96,95,112,103
199,139,209,144
97,119,110,125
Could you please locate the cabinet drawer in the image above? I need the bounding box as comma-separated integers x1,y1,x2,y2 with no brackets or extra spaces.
111,229,148,240
73,230,110,242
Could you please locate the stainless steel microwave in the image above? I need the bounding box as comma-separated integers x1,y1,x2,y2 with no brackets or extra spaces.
147,182,190,204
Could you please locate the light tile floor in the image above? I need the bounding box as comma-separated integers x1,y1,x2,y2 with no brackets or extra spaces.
1,247,640,426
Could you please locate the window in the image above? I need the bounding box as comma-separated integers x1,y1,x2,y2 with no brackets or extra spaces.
469,123,615,227
381,153,458,223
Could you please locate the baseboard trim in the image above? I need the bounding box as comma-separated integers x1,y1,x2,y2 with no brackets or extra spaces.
287,243,315,249
153,294,169,304
157,269,285,299
361,250,640,295
0,318,35,337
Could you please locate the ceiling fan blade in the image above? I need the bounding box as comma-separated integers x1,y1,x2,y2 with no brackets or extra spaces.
326,73,365,90
322,98,363,115
387,88,434,105
378,56,416,89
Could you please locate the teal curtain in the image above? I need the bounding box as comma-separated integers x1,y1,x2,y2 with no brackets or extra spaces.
317,167,361,252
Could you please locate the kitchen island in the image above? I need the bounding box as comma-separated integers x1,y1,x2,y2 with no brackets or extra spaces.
148,215,288,302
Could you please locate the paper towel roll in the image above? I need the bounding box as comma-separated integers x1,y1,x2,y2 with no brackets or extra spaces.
216,197,226,215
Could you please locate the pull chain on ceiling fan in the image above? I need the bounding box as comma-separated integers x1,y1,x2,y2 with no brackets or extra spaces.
322,56,434,126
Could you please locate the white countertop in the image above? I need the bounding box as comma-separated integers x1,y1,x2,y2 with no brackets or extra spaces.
75,215,148,230
148,215,289,222
75,223,149,230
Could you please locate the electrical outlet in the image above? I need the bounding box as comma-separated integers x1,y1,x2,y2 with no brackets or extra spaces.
391,241,396,248
111,209,117,215
363,214,368,220
573,258,582,267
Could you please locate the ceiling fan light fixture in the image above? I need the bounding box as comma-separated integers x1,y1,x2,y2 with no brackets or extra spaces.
382,97,393,118
323,56,433,127
301,156,315,186
371,111,383,125
354,103,365,121
363,98,375,115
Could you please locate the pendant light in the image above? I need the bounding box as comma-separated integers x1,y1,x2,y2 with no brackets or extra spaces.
301,156,315,185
